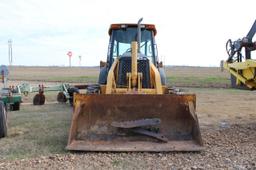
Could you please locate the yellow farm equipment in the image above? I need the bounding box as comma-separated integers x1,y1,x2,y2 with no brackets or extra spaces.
222,20,256,89
66,19,203,152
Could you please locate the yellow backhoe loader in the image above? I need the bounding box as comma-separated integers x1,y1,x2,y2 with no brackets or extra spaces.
66,18,203,151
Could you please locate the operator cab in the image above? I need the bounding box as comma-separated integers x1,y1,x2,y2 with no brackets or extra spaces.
99,23,166,86
107,24,158,66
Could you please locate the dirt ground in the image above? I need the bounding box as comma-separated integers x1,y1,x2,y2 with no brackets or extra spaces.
0,66,255,169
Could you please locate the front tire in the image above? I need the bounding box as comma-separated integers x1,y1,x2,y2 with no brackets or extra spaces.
98,67,108,85
159,68,166,85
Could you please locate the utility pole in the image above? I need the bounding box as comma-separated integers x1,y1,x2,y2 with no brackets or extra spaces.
69,56,71,67
78,55,82,66
8,39,13,66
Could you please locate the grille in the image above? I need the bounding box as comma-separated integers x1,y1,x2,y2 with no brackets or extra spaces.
117,57,151,88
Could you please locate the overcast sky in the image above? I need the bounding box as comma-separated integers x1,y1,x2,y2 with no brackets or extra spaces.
0,0,255,66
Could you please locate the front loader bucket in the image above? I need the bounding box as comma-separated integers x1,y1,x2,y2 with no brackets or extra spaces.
66,93,203,152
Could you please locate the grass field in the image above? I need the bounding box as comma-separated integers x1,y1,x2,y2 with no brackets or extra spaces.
7,66,230,88
0,103,71,160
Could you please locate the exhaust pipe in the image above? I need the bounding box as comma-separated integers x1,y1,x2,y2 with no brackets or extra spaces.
137,18,143,53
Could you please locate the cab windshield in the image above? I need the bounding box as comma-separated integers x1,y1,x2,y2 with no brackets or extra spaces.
110,28,156,63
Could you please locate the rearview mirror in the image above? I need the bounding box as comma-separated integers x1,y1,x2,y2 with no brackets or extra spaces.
158,61,163,68
100,61,107,68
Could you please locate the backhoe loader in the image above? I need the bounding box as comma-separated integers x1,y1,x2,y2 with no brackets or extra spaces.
66,19,203,151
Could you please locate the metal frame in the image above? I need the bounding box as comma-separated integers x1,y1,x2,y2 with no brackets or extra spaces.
223,20,256,89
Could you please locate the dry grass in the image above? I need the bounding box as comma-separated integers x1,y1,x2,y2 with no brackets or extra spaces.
0,103,72,160
8,66,99,83
7,66,231,88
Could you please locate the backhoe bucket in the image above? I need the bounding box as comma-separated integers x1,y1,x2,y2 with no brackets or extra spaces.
66,93,203,152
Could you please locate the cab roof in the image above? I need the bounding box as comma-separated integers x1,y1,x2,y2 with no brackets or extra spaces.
108,24,157,36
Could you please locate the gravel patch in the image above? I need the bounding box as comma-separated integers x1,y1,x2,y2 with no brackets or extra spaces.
1,123,255,170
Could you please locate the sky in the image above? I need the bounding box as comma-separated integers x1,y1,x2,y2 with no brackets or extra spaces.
0,0,255,67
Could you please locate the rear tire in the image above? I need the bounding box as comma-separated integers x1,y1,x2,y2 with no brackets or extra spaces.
0,101,7,138
12,102,20,111
33,94,46,105
98,67,108,85
159,68,166,85
57,92,67,103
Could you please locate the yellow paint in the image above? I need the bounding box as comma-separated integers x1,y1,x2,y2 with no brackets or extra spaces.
105,59,118,94
150,62,163,94
223,60,256,89
131,41,138,87
226,59,256,70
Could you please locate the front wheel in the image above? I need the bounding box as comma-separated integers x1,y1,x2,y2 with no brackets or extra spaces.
0,101,7,138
